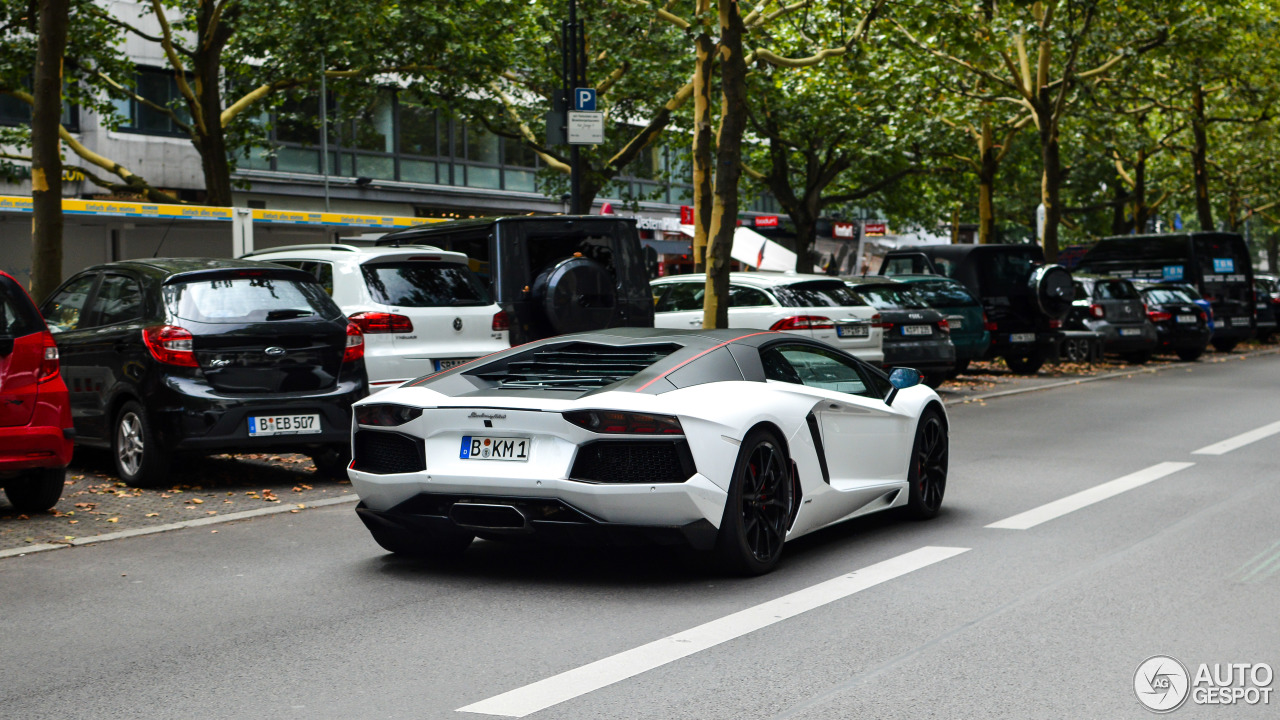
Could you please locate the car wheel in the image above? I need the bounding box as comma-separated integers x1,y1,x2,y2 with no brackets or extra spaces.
1063,337,1091,363
368,526,473,559
923,374,946,389
1176,347,1204,362
1122,350,1152,364
310,445,352,479
1212,339,1238,353
906,409,948,520
714,428,794,576
3,467,66,513
953,359,970,376
1004,351,1044,375
113,401,170,487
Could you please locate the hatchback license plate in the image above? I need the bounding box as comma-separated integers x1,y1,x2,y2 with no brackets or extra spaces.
435,357,476,371
837,323,869,338
946,317,964,329
248,414,321,437
1009,333,1035,343
902,325,932,336
460,436,530,461
1119,327,1142,337
1176,314,1196,324
1232,317,1251,327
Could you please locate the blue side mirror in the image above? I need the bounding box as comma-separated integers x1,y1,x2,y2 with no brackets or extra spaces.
889,367,922,389
886,367,921,406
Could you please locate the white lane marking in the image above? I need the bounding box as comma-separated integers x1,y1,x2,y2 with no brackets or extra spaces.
1192,420,1280,456
986,461,1195,531
457,545,970,718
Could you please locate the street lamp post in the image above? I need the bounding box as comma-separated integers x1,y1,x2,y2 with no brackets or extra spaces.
563,0,585,214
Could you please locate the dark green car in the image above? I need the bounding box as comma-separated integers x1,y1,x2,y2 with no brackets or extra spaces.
890,274,991,374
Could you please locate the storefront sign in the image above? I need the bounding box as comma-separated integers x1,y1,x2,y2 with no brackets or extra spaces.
754,215,778,228
680,205,694,225
833,222,856,239
864,222,887,236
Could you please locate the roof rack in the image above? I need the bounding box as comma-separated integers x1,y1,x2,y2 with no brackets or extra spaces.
242,244,362,257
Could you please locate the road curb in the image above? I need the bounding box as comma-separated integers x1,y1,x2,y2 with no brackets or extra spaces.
943,346,1279,408
0,494,359,560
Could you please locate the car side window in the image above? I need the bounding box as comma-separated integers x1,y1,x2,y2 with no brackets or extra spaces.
268,260,335,296
883,257,917,276
92,275,144,326
761,344,871,397
729,285,772,308
43,274,99,334
655,282,703,312
0,277,44,337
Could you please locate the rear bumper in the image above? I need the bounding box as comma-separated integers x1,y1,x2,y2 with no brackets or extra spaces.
1153,322,1212,350
356,497,720,550
0,425,74,472
990,331,1062,361
882,338,957,373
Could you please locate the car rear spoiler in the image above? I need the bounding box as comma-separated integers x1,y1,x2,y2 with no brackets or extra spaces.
161,266,316,286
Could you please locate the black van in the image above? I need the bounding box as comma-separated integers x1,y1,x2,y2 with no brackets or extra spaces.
1074,232,1254,352
377,216,654,345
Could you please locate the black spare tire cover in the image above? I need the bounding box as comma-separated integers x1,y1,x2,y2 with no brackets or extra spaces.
1029,264,1073,320
533,256,617,334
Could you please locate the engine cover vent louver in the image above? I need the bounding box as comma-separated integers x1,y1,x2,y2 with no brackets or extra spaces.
474,342,682,390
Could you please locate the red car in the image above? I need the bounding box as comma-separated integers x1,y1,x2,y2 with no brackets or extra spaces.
0,271,73,513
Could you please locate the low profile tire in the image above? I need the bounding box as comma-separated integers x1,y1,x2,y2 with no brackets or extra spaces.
113,401,170,488
1176,347,1204,362
3,467,66,513
715,428,794,576
310,445,352,479
1004,351,1044,375
906,409,948,520
1212,339,1238,353
1122,350,1152,364
368,527,473,559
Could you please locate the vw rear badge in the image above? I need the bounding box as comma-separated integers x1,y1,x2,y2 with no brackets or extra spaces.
264,346,286,356
453,317,463,331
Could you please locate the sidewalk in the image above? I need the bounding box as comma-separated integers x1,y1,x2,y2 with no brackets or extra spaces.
3,337,1277,553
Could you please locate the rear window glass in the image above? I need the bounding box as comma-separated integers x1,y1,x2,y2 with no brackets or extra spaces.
165,277,340,324
976,248,1039,295
1085,236,1189,263
773,280,867,308
1095,280,1139,300
908,280,978,308
361,262,491,307
1142,288,1193,305
851,284,930,310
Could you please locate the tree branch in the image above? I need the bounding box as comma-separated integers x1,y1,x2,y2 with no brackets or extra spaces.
489,82,570,173
149,0,206,134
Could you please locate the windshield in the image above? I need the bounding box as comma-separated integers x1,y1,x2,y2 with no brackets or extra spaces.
902,280,977,308
1142,287,1194,305
851,284,930,310
1095,279,1139,300
773,280,868,308
361,262,491,307
165,277,339,324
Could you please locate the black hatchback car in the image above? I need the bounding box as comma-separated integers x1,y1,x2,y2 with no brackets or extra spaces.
1137,284,1212,361
40,259,368,486
842,277,957,387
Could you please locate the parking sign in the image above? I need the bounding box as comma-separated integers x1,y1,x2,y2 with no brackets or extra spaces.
574,88,596,111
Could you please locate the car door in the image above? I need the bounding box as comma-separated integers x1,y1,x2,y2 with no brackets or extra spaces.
761,343,914,487
726,285,781,329
77,273,149,439
41,273,103,439
652,281,704,328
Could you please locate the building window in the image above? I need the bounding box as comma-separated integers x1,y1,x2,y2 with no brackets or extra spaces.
117,67,191,136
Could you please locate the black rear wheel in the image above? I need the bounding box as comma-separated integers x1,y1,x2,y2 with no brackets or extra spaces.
1175,347,1204,362
906,409,948,519
310,445,352,479
1212,339,1238,353
3,467,66,513
1004,351,1044,375
715,428,794,576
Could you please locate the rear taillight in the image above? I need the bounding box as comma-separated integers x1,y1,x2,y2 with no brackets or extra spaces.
142,325,198,367
1271,297,1280,306
563,410,684,435
936,319,950,333
770,315,835,331
871,313,891,329
1049,319,1063,329
348,311,413,334
492,310,510,332
1148,310,1173,322
343,322,364,363
38,332,60,383
1090,304,1106,319
983,313,997,332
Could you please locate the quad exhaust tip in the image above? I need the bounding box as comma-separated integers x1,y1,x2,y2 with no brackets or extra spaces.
449,503,531,532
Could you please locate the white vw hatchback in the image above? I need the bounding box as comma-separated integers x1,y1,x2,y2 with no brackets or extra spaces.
245,244,509,391
650,272,884,363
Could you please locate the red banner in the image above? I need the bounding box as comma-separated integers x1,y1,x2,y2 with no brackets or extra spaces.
679,205,694,225
833,222,856,238
864,222,887,236
754,215,779,228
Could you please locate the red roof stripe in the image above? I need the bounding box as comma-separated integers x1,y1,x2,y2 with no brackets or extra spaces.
634,331,777,392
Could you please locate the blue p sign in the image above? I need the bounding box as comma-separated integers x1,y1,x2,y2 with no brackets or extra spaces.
574,88,596,111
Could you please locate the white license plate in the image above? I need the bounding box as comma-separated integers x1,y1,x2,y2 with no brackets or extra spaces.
1009,333,1035,343
1176,314,1196,324
435,357,476,371
1119,327,1142,336
837,323,869,338
1232,317,1252,327
460,436,530,461
946,317,964,329
248,414,321,437
902,325,932,336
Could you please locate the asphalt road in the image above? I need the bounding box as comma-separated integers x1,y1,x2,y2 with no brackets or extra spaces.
3,352,1278,719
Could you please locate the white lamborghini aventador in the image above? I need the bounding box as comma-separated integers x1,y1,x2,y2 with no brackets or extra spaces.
349,328,949,574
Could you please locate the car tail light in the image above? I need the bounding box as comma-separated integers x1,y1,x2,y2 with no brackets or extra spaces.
38,332,60,383
348,311,413,334
355,403,422,426
983,313,997,332
936,319,950,333
142,325,198,367
563,410,684,435
492,310,510,332
1049,319,1063,329
770,315,835,331
1271,297,1280,306
1148,310,1173,322
343,322,364,363
1090,303,1106,319
871,313,892,329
